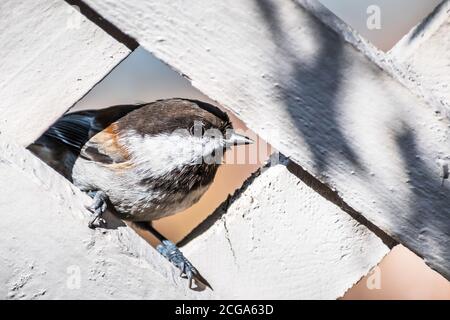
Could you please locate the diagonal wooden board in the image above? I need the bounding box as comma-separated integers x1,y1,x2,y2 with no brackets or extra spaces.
0,0,129,145
0,137,209,299
181,159,389,299
299,0,450,128
389,0,450,119
0,0,209,299
82,0,450,279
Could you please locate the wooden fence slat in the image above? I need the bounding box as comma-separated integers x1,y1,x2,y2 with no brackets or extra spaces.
389,0,450,118
0,0,129,145
299,0,450,123
0,137,207,299
0,0,207,299
182,160,389,299
83,0,450,279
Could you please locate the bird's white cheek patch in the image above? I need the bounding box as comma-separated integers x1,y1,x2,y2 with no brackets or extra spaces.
121,130,222,176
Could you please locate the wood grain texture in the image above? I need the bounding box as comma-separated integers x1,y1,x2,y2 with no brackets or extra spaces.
0,0,130,146
0,137,209,299
183,161,389,299
82,0,450,279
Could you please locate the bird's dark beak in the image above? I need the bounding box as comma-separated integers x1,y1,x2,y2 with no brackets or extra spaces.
225,132,254,147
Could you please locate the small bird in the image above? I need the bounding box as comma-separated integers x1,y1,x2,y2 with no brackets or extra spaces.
28,98,253,287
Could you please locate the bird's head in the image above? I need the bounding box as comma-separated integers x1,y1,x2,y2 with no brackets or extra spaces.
120,99,252,176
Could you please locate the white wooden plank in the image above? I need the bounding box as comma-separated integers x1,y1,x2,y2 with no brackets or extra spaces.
82,0,450,279
0,137,210,299
0,0,130,146
389,0,450,118
296,0,386,58
182,161,389,299
299,0,450,121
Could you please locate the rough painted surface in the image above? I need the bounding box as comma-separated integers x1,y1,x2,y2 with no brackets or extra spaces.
0,138,210,299
389,0,450,119
0,0,129,146
83,0,450,279
183,163,389,299
0,1,207,298
300,0,450,121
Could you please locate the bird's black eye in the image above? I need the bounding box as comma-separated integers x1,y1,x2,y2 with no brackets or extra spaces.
189,122,206,136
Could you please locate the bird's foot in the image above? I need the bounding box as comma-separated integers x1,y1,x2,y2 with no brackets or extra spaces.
157,240,199,288
86,190,108,229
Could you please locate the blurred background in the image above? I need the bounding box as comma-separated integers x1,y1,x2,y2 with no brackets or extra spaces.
67,0,450,299
319,0,443,51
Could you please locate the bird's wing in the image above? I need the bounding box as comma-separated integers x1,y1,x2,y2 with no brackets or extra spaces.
79,122,130,164
39,104,144,164
44,111,97,150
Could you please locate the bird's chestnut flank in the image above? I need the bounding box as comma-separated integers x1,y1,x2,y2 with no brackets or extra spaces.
29,98,253,288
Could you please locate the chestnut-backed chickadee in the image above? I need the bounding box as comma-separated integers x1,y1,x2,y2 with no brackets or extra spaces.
29,98,252,287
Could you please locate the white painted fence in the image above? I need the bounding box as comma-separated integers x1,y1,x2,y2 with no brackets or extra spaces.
0,0,448,299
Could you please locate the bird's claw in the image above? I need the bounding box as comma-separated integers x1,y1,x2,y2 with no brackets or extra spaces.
157,240,198,288
86,190,108,229
88,216,106,229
